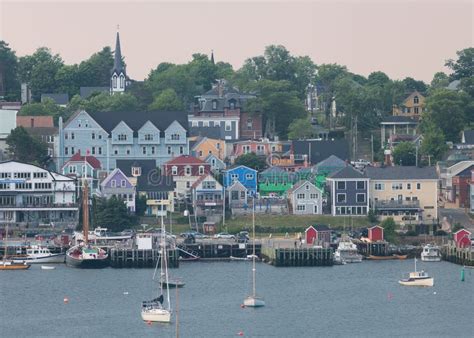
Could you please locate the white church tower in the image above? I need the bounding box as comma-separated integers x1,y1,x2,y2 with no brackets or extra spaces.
110,30,127,94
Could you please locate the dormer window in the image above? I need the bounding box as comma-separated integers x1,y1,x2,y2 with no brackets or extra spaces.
414,96,419,104
171,166,178,175
199,166,205,175
171,134,180,141
132,166,141,177
118,134,127,141
229,99,236,109
212,100,217,110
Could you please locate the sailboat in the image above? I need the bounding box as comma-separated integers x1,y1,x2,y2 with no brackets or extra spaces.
141,212,172,322
243,197,265,307
1,221,30,270
399,258,434,287
65,178,108,268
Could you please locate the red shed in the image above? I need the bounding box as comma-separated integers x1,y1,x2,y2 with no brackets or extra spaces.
368,225,384,242
305,226,317,245
454,229,471,245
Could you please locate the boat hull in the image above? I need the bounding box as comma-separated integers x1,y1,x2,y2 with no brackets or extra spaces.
13,253,65,264
141,309,171,323
369,255,407,260
65,254,109,269
244,296,265,307
421,255,441,262
41,265,56,270
399,277,434,287
0,262,31,270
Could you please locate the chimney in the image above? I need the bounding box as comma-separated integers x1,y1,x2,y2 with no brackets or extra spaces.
30,118,34,128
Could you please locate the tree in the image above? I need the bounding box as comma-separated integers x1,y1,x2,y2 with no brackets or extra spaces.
93,196,136,232
234,153,267,171
84,92,140,112
6,127,48,164
0,40,20,100
392,142,417,166
445,47,473,81
380,217,397,243
77,46,115,87
135,195,148,217
287,118,316,140
18,98,67,125
402,77,427,94
55,64,80,97
420,124,448,162
430,72,449,90
148,88,184,111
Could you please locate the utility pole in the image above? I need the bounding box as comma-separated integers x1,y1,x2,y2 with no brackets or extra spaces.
371,134,374,163
415,143,419,167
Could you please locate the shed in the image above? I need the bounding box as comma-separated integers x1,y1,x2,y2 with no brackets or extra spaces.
368,225,384,242
203,222,217,235
453,229,472,248
305,226,317,245
305,224,331,245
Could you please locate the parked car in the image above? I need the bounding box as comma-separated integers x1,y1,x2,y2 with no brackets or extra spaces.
180,231,207,239
351,159,371,169
235,232,249,243
214,232,235,240
120,229,136,236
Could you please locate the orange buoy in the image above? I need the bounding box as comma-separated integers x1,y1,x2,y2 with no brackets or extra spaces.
63,297,69,304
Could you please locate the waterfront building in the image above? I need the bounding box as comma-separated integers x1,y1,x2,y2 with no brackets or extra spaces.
116,159,174,216
327,165,370,216
368,225,384,242
0,160,78,228
365,166,438,223
391,90,425,121
258,167,294,197
163,155,211,199
450,164,474,209
189,80,262,141
453,228,471,248
17,116,57,158
305,225,331,245
99,168,136,212
191,174,223,217
223,165,257,196
55,109,189,171
226,180,248,209
230,138,284,161
287,180,323,215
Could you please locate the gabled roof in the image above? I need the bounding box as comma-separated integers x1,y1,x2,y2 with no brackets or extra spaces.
191,174,220,189
462,130,474,144
381,116,418,124
64,151,101,169
287,180,322,194
204,153,225,166
17,116,54,128
329,165,366,179
314,155,346,169
87,110,188,137
165,155,207,166
100,168,130,187
189,126,223,139
41,93,69,105
227,180,247,191
0,160,74,182
365,166,438,180
292,140,350,165
116,159,174,192
225,165,257,173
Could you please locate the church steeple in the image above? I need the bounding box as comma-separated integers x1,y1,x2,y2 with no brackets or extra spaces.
110,28,127,94
210,50,215,65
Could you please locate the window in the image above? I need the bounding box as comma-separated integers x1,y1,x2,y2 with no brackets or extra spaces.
0,183,9,190
212,100,217,110
225,122,231,131
297,193,305,199
247,118,253,130
142,147,147,155
208,150,212,154
392,183,403,190
414,107,419,114
186,181,191,188
356,193,366,203
91,147,96,155
118,134,127,141
416,183,421,190
0,173,11,179
310,193,318,199
71,147,75,155
126,148,131,155
245,173,254,180
69,165,76,174
151,146,155,155
98,147,102,155
356,181,365,190
132,167,141,177
337,193,346,203
179,146,184,154
414,96,419,104
71,133,75,140
199,166,205,175
305,185,310,190
243,145,250,154
171,134,180,141
16,182,32,190
314,205,318,213
216,143,221,149
33,172,47,179
171,166,178,175
144,134,153,141
337,181,346,190
121,180,126,187
14,172,31,179
231,174,239,181
111,180,116,188
64,147,69,155
229,100,236,109
120,75,124,88
297,205,306,211
65,133,68,140
167,147,172,155
185,167,191,176
407,183,411,190
375,183,384,190
98,134,102,140
34,183,51,190
203,181,216,189
114,148,118,155
92,132,95,140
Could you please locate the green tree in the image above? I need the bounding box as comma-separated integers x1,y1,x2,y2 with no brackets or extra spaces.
420,124,448,162
402,77,427,94
148,88,184,111
135,195,148,217
77,46,115,87
84,92,140,112
445,47,473,81
234,153,267,171
0,40,20,100
430,72,450,90
380,217,397,243
18,98,67,124
392,142,417,166
287,118,316,139
55,64,80,97
94,196,136,232
6,127,48,164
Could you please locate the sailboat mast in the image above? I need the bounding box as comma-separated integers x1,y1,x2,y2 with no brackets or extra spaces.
3,221,8,263
252,196,256,298
161,204,171,310
83,180,89,244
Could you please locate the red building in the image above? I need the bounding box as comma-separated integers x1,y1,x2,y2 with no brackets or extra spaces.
368,225,384,242
163,155,211,177
305,225,331,245
451,165,473,209
453,229,472,248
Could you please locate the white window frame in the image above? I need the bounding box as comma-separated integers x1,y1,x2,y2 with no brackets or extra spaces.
337,193,346,203
356,193,366,203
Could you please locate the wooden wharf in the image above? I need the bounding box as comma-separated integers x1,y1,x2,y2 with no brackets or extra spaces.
261,247,333,267
108,248,180,268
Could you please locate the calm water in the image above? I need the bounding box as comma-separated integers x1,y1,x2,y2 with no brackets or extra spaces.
1,260,473,337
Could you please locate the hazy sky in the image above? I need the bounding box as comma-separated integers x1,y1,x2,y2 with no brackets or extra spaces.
1,0,472,82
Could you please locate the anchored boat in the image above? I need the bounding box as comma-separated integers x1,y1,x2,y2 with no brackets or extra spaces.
421,244,441,262
399,258,434,287
13,246,65,264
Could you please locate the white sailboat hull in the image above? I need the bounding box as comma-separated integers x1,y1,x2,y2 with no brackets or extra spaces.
141,309,171,323
13,253,65,264
399,277,434,287
244,296,265,307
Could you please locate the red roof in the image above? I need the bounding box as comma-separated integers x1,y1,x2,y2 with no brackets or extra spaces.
65,151,101,169
17,116,54,128
165,155,206,166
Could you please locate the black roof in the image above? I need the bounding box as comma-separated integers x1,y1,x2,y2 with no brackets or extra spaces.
381,116,418,124
463,130,474,144
116,159,174,192
88,110,188,137
189,126,223,139
329,165,366,179
292,140,350,165
80,87,109,99
365,166,438,180
195,82,255,112
41,93,69,105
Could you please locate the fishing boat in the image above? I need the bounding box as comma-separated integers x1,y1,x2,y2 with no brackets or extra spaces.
335,237,363,263
421,244,441,262
12,246,65,264
243,198,265,308
141,213,172,323
1,221,31,271
65,179,108,269
333,250,346,265
399,258,434,287
368,254,408,260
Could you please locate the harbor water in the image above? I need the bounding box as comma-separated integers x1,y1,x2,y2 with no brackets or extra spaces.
1,260,473,337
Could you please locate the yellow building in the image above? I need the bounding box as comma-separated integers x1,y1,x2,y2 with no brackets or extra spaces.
190,137,226,161
392,91,425,120
366,166,438,224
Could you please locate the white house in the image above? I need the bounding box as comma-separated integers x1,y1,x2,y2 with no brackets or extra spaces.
287,180,323,215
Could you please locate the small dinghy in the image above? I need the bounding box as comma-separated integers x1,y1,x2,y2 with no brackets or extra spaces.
41,265,56,270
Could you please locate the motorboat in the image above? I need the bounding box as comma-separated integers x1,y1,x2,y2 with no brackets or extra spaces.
399,258,434,287
12,246,65,264
368,254,408,260
335,237,363,263
421,244,441,262
0,260,31,270
333,250,346,265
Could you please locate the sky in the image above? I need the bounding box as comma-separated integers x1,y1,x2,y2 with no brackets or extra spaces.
0,0,472,83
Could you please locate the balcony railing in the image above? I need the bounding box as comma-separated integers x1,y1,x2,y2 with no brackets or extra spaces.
195,200,223,206
374,199,420,210
0,203,79,209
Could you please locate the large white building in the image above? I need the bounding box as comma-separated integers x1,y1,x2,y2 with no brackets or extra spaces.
0,161,79,228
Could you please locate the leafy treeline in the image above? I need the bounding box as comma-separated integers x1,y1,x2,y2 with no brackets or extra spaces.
0,40,472,143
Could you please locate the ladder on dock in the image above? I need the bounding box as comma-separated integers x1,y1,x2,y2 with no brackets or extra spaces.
177,245,200,259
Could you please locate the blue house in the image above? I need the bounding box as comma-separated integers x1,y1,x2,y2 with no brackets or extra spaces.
327,165,370,216
224,165,257,196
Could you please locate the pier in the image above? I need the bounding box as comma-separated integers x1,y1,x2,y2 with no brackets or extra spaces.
108,248,180,268
261,247,333,267
177,242,260,260
441,241,474,266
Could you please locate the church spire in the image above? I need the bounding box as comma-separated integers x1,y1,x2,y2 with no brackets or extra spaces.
112,30,124,75
210,50,215,65
110,27,127,94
